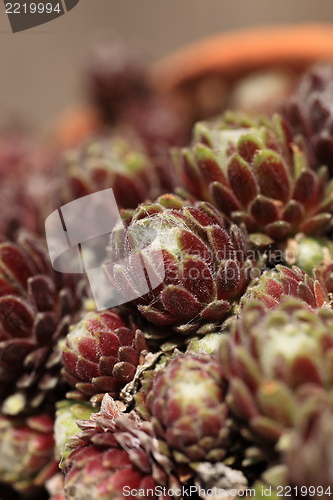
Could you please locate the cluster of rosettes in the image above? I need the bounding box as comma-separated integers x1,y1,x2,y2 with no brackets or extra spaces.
0,231,83,416
4,56,333,500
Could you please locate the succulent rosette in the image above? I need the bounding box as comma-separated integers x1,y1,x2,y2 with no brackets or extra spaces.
219,297,333,444
86,40,149,122
60,310,148,401
140,353,230,465
0,180,39,240
62,394,179,500
280,234,333,276
123,95,191,192
106,194,253,335
243,264,329,309
278,234,333,294
54,400,96,461
0,128,53,239
0,413,57,493
284,62,333,174
57,134,160,209
284,390,333,497
177,113,333,243
0,231,84,416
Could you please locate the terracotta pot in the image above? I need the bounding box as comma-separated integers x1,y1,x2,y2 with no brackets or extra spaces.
51,104,103,150
150,24,333,92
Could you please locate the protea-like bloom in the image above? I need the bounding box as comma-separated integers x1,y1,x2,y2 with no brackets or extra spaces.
62,394,179,500
60,310,148,401
284,390,333,497
142,353,229,464
219,297,333,444
284,62,333,175
57,134,160,209
0,413,56,493
243,264,329,310
106,194,253,335
177,113,333,243
0,231,83,416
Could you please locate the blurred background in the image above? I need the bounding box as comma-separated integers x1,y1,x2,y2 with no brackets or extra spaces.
1,0,333,126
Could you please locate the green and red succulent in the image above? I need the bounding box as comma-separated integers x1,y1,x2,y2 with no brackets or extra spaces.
60,310,147,402
106,194,253,335
62,394,180,500
177,113,333,243
0,413,57,493
219,297,333,445
284,62,333,175
0,231,84,416
142,353,230,465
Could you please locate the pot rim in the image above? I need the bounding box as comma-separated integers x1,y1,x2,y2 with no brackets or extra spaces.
150,23,333,92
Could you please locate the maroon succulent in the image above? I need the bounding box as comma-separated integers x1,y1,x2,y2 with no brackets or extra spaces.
86,40,149,122
57,133,160,210
0,128,53,239
0,413,56,493
243,264,329,310
143,353,230,464
177,113,333,243
284,62,333,175
0,230,83,415
61,310,148,401
284,390,333,497
106,194,253,335
62,394,179,500
219,297,333,444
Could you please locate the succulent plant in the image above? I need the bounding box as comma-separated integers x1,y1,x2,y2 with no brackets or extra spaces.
123,95,191,192
186,332,224,354
0,231,84,416
60,310,148,402
0,129,53,239
140,352,230,465
177,113,333,243
46,473,67,500
229,69,295,117
106,194,253,335
124,95,191,152
280,234,333,276
243,264,329,310
284,62,333,175
277,233,333,299
0,180,39,239
219,297,333,444
54,400,96,461
0,125,51,182
57,134,160,209
62,394,180,500
284,390,333,497
86,40,149,122
0,413,57,493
